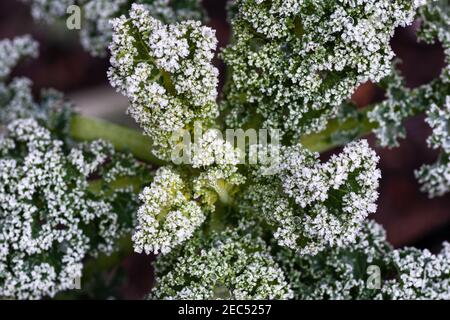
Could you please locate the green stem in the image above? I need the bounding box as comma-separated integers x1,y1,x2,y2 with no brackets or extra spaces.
300,107,377,152
69,114,165,165
69,108,376,164
88,176,147,195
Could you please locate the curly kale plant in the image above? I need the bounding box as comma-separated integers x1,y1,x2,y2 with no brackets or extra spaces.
22,0,204,56
2,0,449,299
222,0,425,139
0,36,148,299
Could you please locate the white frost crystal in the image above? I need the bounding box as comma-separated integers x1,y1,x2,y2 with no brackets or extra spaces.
245,140,380,255
368,71,417,148
152,226,293,299
223,0,425,139
0,36,38,80
23,0,203,56
382,243,450,300
0,119,139,299
108,4,219,158
416,96,450,198
133,167,205,255
191,130,246,209
279,220,450,300
277,220,392,299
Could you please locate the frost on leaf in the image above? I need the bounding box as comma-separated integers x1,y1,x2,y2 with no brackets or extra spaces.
22,0,204,56
133,167,206,255
243,140,381,255
278,220,450,300
0,36,38,80
277,220,392,299
133,140,245,256
222,0,424,140
0,36,74,132
108,4,219,159
415,96,450,198
382,243,450,300
151,224,293,300
0,119,143,299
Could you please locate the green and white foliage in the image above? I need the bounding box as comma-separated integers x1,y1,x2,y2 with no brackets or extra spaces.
276,220,392,299
222,0,425,141
243,140,380,256
1,85,76,145
190,129,246,210
278,220,450,300
109,5,247,257
369,0,450,148
108,4,219,159
0,36,148,299
23,0,204,56
0,36,74,133
133,167,206,255
0,36,39,124
10,0,450,300
415,0,450,97
424,97,450,154
413,2,450,198
152,224,293,300
133,134,245,255
1,77,36,125
368,71,418,148
415,96,450,197
367,1,450,197
417,0,450,49
382,242,450,300
0,36,38,80
0,119,144,299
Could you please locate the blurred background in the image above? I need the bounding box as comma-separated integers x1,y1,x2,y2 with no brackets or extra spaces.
0,0,449,299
